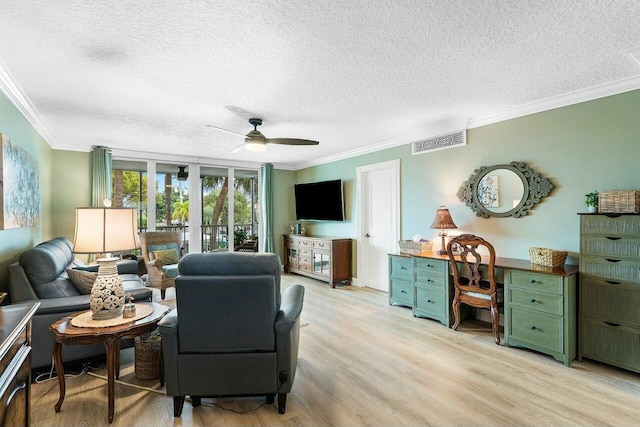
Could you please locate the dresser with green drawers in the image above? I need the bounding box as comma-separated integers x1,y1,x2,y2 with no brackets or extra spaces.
578,213,640,373
388,251,578,366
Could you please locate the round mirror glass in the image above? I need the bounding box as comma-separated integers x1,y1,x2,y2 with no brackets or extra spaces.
476,168,525,214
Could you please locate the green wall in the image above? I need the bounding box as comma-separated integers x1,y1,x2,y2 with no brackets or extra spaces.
52,150,92,240
0,91,53,301
294,90,640,269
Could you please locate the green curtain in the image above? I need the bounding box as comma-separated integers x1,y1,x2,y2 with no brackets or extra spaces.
261,163,275,253
91,146,112,207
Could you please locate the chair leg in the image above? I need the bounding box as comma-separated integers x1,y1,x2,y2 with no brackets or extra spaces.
451,291,461,330
191,396,201,407
160,289,166,300
491,303,500,345
173,396,185,417
266,394,275,404
278,393,287,414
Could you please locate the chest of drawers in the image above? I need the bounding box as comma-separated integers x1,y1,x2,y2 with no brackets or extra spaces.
0,302,39,427
578,213,640,372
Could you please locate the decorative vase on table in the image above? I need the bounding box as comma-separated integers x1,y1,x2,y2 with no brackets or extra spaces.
90,257,126,320
587,206,597,213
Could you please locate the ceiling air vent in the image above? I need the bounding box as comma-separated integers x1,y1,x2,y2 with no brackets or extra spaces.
411,130,466,155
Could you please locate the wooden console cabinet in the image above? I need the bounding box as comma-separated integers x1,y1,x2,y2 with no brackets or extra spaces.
283,235,352,287
0,301,39,427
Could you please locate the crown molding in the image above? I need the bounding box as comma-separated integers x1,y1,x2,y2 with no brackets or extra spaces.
0,59,59,147
292,76,640,170
467,75,640,129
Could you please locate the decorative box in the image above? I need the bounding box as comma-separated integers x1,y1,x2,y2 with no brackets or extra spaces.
398,240,433,254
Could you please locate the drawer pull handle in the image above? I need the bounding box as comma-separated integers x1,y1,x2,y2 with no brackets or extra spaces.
530,279,537,284
401,290,407,294
530,298,537,303
605,258,621,263
605,236,621,241
427,264,433,268
604,321,620,327
400,266,407,270
530,326,537,331
427,279,433,283
605,280,620,285
427,299,433,303
3,380,26,413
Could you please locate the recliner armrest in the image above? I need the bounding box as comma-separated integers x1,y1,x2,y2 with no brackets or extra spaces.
275,285,305,333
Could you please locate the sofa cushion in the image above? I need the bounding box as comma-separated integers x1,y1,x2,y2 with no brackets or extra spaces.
147,243,180,261
19,237,75,287
153,249,179,266
162,263,180,278
67,268,98,294
34,277,82,299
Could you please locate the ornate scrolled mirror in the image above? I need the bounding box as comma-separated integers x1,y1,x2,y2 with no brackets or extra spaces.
457,161,553,218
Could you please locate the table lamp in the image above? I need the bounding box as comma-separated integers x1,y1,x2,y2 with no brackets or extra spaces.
73,207,139,319
430,205,457,255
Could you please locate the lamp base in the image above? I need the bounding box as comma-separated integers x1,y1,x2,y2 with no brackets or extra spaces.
90,257,125,320
437,249,448,255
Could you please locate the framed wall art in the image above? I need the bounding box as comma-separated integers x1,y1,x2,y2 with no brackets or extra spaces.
1,133,40,229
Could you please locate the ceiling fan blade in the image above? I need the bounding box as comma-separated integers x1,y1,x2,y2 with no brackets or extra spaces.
230,144,245,154
266,138,319,146
206,124,247,138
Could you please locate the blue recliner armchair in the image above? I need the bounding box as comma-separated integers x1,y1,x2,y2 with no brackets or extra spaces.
158,252,305,416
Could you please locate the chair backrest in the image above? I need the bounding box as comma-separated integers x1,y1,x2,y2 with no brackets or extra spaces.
139,231,182,263
175,252,282,354
447,234,497,295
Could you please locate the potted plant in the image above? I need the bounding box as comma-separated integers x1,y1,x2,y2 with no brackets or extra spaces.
585,190,598,213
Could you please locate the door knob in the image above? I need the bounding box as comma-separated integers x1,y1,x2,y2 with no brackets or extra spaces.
365,233,371,238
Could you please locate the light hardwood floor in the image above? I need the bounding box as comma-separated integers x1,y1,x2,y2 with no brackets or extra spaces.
31,274,639,426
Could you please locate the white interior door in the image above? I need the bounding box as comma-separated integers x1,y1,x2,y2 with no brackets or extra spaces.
357,160,400,292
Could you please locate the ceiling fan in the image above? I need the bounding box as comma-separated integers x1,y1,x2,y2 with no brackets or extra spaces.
207,118,319,153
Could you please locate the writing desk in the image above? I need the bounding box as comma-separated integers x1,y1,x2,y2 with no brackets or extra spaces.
388,251,579,366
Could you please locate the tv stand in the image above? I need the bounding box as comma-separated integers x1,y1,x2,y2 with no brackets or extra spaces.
283,235,352,287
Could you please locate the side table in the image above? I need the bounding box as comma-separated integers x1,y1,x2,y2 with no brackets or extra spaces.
49,302,170,423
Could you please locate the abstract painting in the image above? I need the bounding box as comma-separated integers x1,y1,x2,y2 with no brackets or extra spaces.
478,174,499,208
0,133,40,229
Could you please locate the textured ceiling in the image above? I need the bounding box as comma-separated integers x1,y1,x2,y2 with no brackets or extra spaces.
1,0,639,169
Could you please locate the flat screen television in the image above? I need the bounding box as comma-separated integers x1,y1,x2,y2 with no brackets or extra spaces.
294,179,345,221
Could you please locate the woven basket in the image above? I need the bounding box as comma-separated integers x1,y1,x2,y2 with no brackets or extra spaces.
398,240,433,254
598,190,640,213
134,333,161,380
529,247,568,267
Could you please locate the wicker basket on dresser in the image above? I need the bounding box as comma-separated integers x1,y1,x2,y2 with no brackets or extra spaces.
578,213,640,372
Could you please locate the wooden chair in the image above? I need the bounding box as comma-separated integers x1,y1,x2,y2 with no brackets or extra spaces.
447,234,502,344
139,231,182,299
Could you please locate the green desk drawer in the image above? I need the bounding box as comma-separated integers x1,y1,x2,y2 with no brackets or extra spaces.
581,215,640,236
509,307,563,352
415,257,446,275
415,271,445,290
580,277,640,326
581,235,640,259
415,286,446,319
390,279,413,307
389,255,412,281
509,270,563,295
509,288,563,316
580,317,640,373
580,256,640,283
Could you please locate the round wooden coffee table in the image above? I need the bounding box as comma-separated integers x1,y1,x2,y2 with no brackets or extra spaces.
49,302,170,423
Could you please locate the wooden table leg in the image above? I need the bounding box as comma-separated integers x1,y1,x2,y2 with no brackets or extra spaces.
105,337,120,424
53,340,65,413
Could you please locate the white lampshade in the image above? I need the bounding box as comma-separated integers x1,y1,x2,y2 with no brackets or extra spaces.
73,207,139,254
